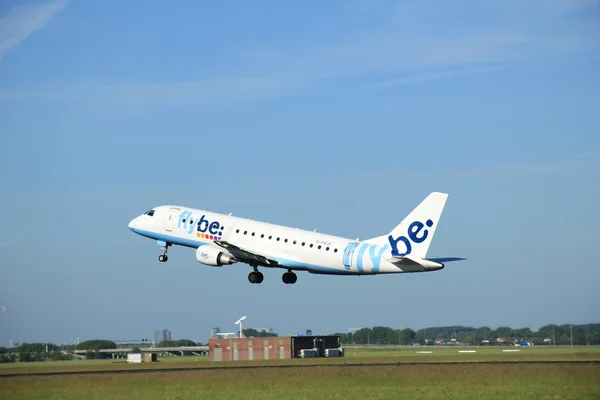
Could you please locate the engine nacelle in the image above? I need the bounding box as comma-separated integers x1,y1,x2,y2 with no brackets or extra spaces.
195,245,235,267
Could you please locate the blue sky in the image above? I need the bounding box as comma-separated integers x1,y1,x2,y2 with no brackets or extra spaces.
1,0,599,345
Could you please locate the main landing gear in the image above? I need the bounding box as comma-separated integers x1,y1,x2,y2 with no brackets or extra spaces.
247,266,297,285
248,266,264,284
158,243,170,262
282,270,297,284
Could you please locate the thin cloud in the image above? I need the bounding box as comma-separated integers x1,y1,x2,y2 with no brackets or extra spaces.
102,76,302,108
572,151,600,159
0,0,598,109
0,0,69,62
0,235,21,249
374,65,507,87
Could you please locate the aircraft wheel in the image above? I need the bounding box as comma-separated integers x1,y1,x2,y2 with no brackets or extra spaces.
282,272,297,284
248,272,257,283
249,271,263,284
158,254,168,262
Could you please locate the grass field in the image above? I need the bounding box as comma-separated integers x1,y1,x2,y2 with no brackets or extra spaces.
1,346,599,399
1,345,599,375
1,363,599,399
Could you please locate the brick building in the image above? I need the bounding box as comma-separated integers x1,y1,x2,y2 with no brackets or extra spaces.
209,335,341,361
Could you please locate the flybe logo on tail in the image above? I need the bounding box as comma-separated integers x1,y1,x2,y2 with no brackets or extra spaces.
178,211,224,240
388,219,434,257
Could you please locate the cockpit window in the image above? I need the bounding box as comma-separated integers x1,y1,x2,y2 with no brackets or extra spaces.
144,209,155,217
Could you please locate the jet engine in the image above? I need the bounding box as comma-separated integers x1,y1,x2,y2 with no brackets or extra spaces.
195,245,235,267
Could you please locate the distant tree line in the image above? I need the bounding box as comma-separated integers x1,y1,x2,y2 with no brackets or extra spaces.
158,339,197,347
0,338,206,362
0,346,17,363
331,323,600,346
76,339,118,359
331,327,416,345
242,328,278,338
0,343,71,363
156,339,199,355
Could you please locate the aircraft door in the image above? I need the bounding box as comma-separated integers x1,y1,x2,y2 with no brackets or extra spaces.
343,242,359,269
164,207,180,231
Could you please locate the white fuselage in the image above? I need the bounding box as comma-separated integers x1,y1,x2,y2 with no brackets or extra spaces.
128,205,412,275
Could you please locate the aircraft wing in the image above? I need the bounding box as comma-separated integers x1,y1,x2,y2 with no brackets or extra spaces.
213,240,280,267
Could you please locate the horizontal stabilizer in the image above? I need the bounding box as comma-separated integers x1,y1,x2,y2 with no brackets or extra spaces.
388,255,421,265
428,257,467,263
388,255,445,271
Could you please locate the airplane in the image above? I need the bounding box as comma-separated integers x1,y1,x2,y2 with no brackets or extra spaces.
127,191,465,284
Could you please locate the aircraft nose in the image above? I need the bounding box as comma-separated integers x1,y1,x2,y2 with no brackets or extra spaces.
128,218,137,230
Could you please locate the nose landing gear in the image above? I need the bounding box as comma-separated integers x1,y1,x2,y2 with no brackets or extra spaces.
158,243,170,262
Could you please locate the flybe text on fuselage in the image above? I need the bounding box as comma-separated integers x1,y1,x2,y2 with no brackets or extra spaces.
347,219,434,272
345,243,390,273
177,210,224,240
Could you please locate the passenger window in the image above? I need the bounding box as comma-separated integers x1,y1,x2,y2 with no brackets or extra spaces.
252,232,255,236
318,245,321,249
326,247,329,251
244,231,247,235
261,234,264,238
293,240,297,244
236,229,240,233
310,244,313,248
269,235,272,239
276,237,280,241
284,239,288,243
334,249,338,252
302,242,305,246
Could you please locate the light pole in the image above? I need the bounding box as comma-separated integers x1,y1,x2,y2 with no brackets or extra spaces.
235,316,247,338
587,324,590,346
570,325,573,348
